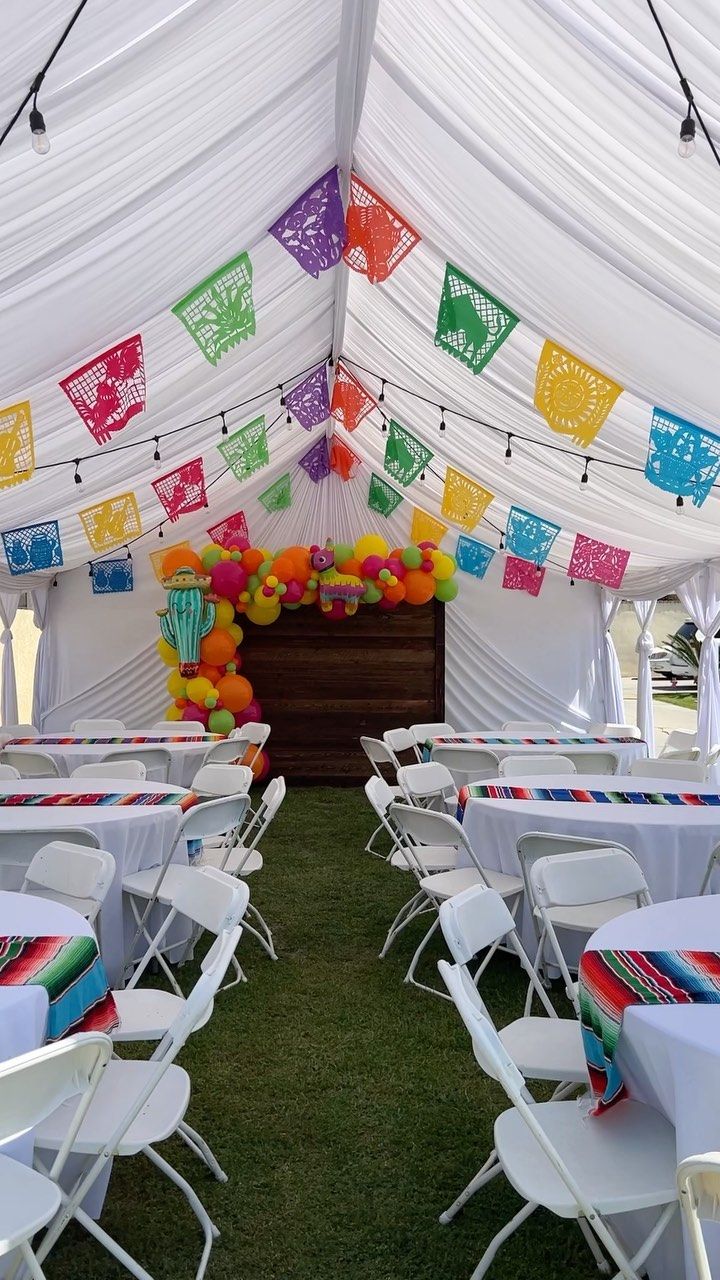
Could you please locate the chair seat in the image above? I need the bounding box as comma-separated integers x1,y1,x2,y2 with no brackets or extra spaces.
122,864,198,904
499,1018,587,1083
495,1099,677,1218
390,847,458,873
419,867,522,902
0,1153,61,1254
35,1060,190,1157
542,896,637,933
198,846,262,875
111,988,213,1042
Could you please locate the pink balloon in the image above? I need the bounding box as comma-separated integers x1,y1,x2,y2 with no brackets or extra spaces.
321,598,351,621
234,698,263,728
386,557,406,580
378,596,398,611
420,560,434,572
418,541,437,551
210,559,247,600
361,554,385,579
183,701,210,725
283,578,304,604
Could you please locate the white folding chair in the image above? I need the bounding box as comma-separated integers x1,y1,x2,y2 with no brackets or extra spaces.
71,719,126,734
191,762,253,798
567,749,620,775
100,746,172,784
151,720,205,734
0,826,99,890
71,760,147,781
0,1033,111,1280
21,841,116,924
659,729,700,761
530,848,652,1013
498,755,577,778
0,748,59,778
0,724,39,737
439,959,678,1279
501,721,556,734
0,762,20,779
383,727,419,767
360,736,400,782
388,803,522,998
629,757,707,783
409,722,455,758
33,927,243,1280
430,745,500,788
587,722,642,739
397,761,458,812
228,721,270,764
678,1152,720,1280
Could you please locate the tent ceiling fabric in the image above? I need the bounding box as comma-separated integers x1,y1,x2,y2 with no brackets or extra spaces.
0,0,718,593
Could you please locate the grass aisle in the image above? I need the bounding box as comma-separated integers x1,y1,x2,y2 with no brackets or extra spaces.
50,787,592,1279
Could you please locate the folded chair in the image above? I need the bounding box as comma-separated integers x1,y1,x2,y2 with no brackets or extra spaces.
382,728,419,768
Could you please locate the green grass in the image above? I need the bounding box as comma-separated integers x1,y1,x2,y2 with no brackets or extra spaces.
49,787,593,1279
654,691,697,710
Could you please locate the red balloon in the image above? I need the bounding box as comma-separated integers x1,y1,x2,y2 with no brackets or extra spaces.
183,701,210,725
234,698,263,727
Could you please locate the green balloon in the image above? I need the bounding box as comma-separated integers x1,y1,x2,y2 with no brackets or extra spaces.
401,545,423,569
258,559,273,580
283,602,301,610
434,578,458,603
229,550,242,562
277,582,287,595
307,578,318,591
363,578,383,604
201,547,223,571
208,708,235,735
247,574,260,594
333,541,354,567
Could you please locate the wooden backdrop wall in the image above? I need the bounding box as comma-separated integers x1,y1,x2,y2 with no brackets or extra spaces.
240,601,445,782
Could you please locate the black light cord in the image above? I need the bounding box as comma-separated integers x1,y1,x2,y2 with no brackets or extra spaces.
644,0,720,170
0,0,91,150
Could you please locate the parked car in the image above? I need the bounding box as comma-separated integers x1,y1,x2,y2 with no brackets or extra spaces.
650,620,699,684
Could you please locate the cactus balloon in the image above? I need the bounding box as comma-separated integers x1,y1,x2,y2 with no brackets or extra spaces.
157,566,216,677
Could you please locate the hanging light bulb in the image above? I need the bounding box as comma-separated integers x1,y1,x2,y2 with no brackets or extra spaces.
328,354,334,368
678,112,696,158
158,524,164,540
504,433,513,465
153,437,161,469
378,379,386,403
29,105,50,155
499,531,505,551
420,468,426,482
570,577,575,587
579,458,590,491
125,545,133,561
439,407,447,433
278,384,285,408
73,458,82,485
220,411,228,437
676,494,685,513
87,563,93,578
286,410,293,429
381,416,388,434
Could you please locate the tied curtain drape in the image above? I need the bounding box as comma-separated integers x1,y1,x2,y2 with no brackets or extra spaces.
0,592,19,725
600,590,625,725
633,600,656,751
677,567,720,759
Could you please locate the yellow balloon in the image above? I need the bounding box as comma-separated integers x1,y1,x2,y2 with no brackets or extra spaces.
227,622,244,646
434,554,456,581
166,671,187,699
215,598,235,629
300,588,318,605
186,676,213,703
164,703,182,721
246,602,281,626
254,586,278,608
354,533,389,562
201,543,221,559
156,637,178,667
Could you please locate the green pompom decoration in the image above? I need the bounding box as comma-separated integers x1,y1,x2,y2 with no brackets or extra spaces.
201,547,223,571
401,545,423,569
208,708,235,736
258,559,273,580
362,578,383,604
247,574,260,593
333,541,354,567
434,578,459,603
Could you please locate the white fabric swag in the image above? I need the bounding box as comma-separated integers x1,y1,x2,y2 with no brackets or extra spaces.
600,590,625,725
677,567,720,758
632,600,656,752
0,592,19,726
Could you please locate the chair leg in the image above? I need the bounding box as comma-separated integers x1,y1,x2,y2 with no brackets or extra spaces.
143,1145,219,1280
404,914,450,999
379,890,427,958
439,1148,502,1223
577,1218,612,1274
177,1120,228,1183
365,822,389,857
469,1199,538,1280
243,902,277,960
17,1242,49,1280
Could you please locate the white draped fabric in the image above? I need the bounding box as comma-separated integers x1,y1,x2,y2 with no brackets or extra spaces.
633,599,657,750
677,567,720,757
599,590,625,725
0,593,19,726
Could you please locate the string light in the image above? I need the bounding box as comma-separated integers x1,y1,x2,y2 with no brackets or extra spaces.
644,1,720,171
125,545,132,561
152,437,161,468
504,433,513,465
439,406,447,433
378,379,386,403
158,524,164,540
499,531,505,550
579,457,590,491
219,410,228,437
87,562,92,577
676,494,685,514
420,468,426,482
278,384,285,408
679,112,696,158
381,415,388,433
73,459,82,485
29,75,49,156
328,354,334,368
1,0,92,155
570,577,575,587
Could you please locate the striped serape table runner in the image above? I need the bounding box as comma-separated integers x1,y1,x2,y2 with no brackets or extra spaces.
456,783,720,814
0,934,119,1040
5,734,222,746
423,734,643,761
579,948,720,1111
0,790,199,809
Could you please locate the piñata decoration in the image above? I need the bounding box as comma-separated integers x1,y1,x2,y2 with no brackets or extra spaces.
311,542,365,616
79,491,142,552
299,437,330,483
0,401,34,490
384,420,433,487
207,511,249,549
343,172,420,284
455,534,496,579
285,364,330,430
568,533,630,589
259,473,292,512
329,436,361,481
368,473,403,517
329,361,376,432
411,508,447,546
435,264,519,374
152,458,207,522
534,341,623,448
218,415,268,481
172,251,255,366
645,407,720,507
91,559,134,595
441,467,494,531
3,520,63,575
269,168,346,278
150,542,192,582
59,335,145,445
503,555,545,597
505,505,560,566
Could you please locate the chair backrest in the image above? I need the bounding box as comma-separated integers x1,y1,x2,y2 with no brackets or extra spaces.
22,842,116,923
498,754,576,778
230,722,271,747
567,749,619,775
430,745,499,788
172,864,250,936
71,760,147,781
202,739,250,766
531,846,650,910
150,721,205,734
516,830,634,947
383,728,417,762
659,729,699,760
678,1153,720,1280
239,776,286,857
1,724,39,737
587,722,642,739
360,736,397,782
71,718,126,735
181,794,250,842
0,826,100,891
391,801,464,849
0,762,20,779
629,757,707,783
0,748,59,778
191,763,253,797
100,746,172,784
396,761,457,810
364,774,398,820
409,722,455,746
501,721,556,734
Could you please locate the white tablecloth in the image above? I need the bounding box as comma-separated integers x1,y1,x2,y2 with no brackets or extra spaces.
461,774,720,952
5,733,215,788
430,735,648,771
0,780,193,984
585,896,720,1280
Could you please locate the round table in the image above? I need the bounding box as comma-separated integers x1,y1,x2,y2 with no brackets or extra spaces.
0,779,193,984
585,896,720,1280
430,735,648,771
4,732,219,789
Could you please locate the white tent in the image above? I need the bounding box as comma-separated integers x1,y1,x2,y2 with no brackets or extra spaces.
0,0,717,742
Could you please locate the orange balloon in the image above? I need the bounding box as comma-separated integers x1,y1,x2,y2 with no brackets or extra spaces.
285,545,312,582
403,569,436,606
175,698,188,709
215,673,253,713
339,556,363,577
242,746,264,780
385,581,406,604
271,556,295,583
200,627,236,666
390,547,404,560
162,547,202,577
242,548,265,574
198,662,222,684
